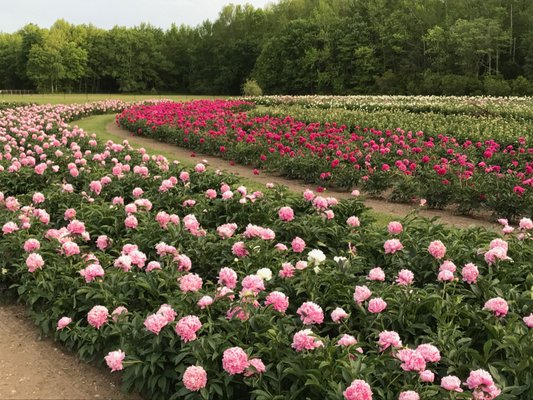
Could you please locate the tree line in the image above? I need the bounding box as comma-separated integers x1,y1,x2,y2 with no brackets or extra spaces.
1,0,533,96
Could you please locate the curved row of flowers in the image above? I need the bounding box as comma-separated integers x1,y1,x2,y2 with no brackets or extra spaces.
117,100,532,219
1,102,533,399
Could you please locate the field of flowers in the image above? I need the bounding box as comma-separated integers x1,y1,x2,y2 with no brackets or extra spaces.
0,101,532,399
117,100,532,219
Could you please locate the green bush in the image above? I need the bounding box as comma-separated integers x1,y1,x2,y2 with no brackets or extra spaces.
242,79,263,97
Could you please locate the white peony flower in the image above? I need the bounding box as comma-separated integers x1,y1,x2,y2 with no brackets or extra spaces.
308,249,326,265
256,268,273,281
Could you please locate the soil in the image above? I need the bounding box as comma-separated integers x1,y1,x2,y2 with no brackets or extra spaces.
106,121,498,230
0,303,140,400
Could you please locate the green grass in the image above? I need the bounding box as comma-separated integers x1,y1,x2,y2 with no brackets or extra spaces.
0,93,225,105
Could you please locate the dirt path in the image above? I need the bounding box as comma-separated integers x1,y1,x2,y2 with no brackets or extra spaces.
106,122,497,230
0,303,139,400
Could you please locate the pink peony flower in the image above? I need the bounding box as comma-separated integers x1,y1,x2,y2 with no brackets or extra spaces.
175,315,202,342
519,217,533,230
428,240,446,259
197,296,213,309
387,221,403,235
292,329,324,352
57,316,72,330
484,297,508,317
279,262,295,278
343,379,373,400
244,358,266,377
26,253,44,272
79,263,105,282
179,273,203,292
144,313,168,335
111,306,128,321
265,291,289,313
278,206,295,222
461,263,479,284
183,366,207,391
222,347,249,375
2,221,19,235
331,307,349,323
439,260,456,273
62,241,80,256
87,305,109,329
105,350,125,372
354,285,372,304
368,298,387,313
437,269,455,282
396,269,414,286
157,304,177,323
23,238,40,252
146,261,161,272
291,236,306,253
347,216,360,227
524,314,533,328
175,254,192,271
242,274,265,294
397,349,426,372
416,344,441,363
297,301,324,325
440,375,463,392
32,192,45,204
398,391,419,400
218,267,238,289
67,219,85,235
419,370,435,382
378,330,402,351
217,223,238,239
384,239,404,254
96,235,109,250
367,267,385,281
232,241,249,258
466,369,500,399
124,215,138,229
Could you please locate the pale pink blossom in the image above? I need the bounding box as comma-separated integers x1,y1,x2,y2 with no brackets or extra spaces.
387,221,403,234
484,297,508,317
105,350,125,372
368,298,387,313
354,285,372,304
292,329,324,352
57,316,72,330
367,267,385,281
343,379,373,400
384,239,404,254
440,376,463,392
222,347,249,375
179,273,203,292
331,307,349,323
428,240,446,259
87,305,109,329
297,301,324,325
183,366,207,391
175,315,202,342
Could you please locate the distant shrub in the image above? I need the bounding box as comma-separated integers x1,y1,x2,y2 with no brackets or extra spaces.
242,79,263,96
510,76,533,96
484,76,511,96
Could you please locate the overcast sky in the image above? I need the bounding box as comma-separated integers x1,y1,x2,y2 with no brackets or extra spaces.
0,0,276,33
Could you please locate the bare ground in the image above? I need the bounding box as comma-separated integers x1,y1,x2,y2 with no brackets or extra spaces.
0,303,140,400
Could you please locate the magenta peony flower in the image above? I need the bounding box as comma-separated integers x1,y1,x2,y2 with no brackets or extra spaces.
343,379,373,400
87,305,109,329
104,350,125,372
222,347,249,375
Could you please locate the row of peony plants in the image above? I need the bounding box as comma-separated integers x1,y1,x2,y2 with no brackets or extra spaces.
0,102,532,399
117,100,533,219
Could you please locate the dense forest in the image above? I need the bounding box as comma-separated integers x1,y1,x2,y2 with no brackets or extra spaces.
1,0,533,95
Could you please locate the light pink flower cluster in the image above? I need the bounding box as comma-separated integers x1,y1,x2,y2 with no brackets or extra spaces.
367,267,385,281
378,330,402,351
368,298,387,313
79,263,105,282
175,315,202,342
183,366,207,391
222,347,249,375
87,305,109,329
343,379,373,400
466,369,501,399
292,329,324,352
217,223,238,239
243,358,266,377
56,316,72,330
291,236,306,253
347,216,360,227
104,350,125,372
179,273,203,292
398,391,419,400
331,307,349,323
354,285,372,304
26,253,44,272
218,267,238,289
244,224,275,240
297,301,324,325
396,269,414,286
483,297,508,317
461,263,479,284
484,239,511,265
387,221,403,234
278,206,295,222
232,241,249,257
265,291,289,313
384,239,404,254
440,375,463,392
241,274,265,295
428,240,446,259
